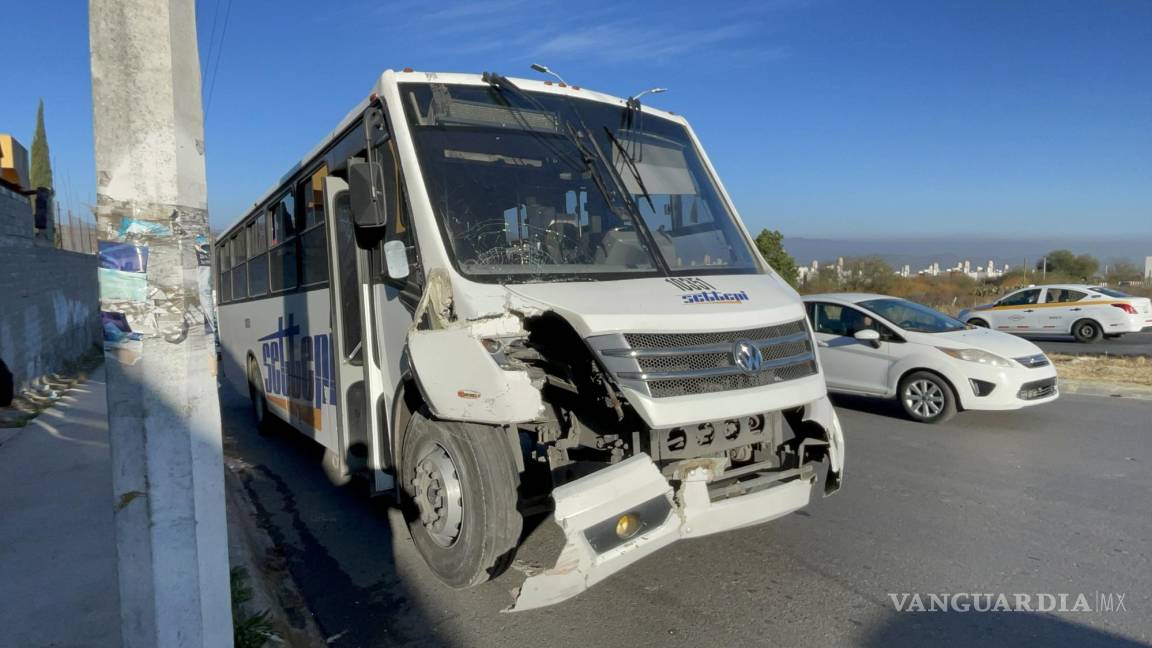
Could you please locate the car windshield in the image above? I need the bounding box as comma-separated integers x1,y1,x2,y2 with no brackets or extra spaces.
1091,286,1130,298
401,82,760,282
857,298,967,333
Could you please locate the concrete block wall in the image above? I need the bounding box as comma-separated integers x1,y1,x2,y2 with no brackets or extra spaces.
0,184,99,401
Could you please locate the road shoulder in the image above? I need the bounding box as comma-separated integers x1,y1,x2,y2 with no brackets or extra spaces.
1060,379,1152,400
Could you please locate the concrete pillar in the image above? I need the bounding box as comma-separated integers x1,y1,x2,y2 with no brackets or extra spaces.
89,1,233,647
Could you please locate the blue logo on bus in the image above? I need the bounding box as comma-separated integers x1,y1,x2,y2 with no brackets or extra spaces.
258,314,337,409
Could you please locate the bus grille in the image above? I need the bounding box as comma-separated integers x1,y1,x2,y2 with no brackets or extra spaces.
589,319,818,399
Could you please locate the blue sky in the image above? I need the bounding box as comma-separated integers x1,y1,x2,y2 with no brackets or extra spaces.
2,0,1149,238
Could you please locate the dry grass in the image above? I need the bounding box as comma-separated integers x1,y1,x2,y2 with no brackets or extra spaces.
1051,354,1152,387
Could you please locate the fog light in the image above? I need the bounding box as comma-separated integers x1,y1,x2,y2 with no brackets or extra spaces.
615,513,641,539
583,496,671,553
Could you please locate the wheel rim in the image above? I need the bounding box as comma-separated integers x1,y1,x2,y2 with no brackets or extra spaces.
904,379,945,418
1079,324,1095,338
411,444,464,547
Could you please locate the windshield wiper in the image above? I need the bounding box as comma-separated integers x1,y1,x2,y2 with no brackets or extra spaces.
480,72,584,172
480,72,671,274
482,74,633,235
603,127,655,212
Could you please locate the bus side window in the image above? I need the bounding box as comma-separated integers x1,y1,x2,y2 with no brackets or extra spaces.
247,213,270,297
269,192,298,293
231,231,248,300
218,241,231,303
298,165,329,286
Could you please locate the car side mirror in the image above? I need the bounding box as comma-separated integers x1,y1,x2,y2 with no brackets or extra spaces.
349,161,386,229
383,239,410,280
854,329,881,348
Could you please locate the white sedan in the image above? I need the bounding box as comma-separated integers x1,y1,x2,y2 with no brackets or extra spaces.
958,284,1152,343
803,293,1058,424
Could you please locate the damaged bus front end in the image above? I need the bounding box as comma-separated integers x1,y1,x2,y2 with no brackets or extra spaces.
365,71,846,610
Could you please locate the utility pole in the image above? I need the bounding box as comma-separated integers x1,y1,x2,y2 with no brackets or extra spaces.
89,2,233,647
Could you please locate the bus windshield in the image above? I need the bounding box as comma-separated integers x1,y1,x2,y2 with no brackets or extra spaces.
401,82,759,282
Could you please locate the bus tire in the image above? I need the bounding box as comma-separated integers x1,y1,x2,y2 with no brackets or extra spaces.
247,357,274,437
401,411,522,588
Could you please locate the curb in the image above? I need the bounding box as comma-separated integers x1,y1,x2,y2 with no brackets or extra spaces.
225,459,328,647
0,349,104,428
1059,380,1152,401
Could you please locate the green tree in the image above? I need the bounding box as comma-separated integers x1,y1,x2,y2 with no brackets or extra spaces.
842,256,895,293
799,265,842,294
1104,260,1142,283
754,229,799,287
30,99,53,191
1037,249,1098,280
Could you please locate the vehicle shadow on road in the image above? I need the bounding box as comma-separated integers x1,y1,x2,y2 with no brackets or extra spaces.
862,608,1145,648
219,385,451,648
828,393,910,421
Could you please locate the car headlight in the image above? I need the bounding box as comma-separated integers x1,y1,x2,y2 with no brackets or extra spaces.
936,347,1014,368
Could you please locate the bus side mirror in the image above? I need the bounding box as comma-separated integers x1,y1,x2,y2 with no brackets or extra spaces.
383,240,410,280
349,161,387,229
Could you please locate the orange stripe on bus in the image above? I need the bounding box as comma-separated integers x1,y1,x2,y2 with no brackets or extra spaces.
265,395,323,430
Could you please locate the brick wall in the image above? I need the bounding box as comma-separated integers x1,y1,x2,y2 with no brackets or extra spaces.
0,184,99,400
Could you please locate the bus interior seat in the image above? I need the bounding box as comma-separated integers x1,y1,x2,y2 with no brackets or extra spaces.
595,227,649,267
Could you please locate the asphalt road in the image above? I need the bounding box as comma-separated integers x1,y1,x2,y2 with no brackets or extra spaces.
222,387,1152,648
1029,331,1152,357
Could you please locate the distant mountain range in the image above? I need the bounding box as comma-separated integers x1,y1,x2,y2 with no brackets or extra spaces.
782,236,1152,270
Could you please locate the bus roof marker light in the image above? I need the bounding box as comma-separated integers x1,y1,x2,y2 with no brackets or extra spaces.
530,63,567,86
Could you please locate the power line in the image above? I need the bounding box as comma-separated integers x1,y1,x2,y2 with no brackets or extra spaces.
201,0,224,90
204,0,233,120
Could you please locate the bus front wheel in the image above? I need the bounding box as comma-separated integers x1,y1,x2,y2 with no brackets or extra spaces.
401,411,522,588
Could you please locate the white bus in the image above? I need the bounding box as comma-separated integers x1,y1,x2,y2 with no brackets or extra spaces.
216,69,845,610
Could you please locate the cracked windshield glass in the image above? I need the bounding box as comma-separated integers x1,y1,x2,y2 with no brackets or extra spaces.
402,82,759,281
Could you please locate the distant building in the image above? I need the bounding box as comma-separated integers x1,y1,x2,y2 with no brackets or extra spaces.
1145,256,1152,281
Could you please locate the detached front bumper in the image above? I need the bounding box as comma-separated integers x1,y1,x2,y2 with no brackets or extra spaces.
509,395,844,611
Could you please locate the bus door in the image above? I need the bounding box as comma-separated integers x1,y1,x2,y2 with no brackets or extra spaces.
324,175,392,492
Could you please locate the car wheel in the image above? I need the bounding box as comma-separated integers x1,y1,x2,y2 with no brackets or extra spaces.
968,318,989,328
401,410,522,588
1072,319,1102,343
898,371,957,424
247,357,274,436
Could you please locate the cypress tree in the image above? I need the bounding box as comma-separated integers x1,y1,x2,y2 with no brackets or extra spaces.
30,99,53,191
